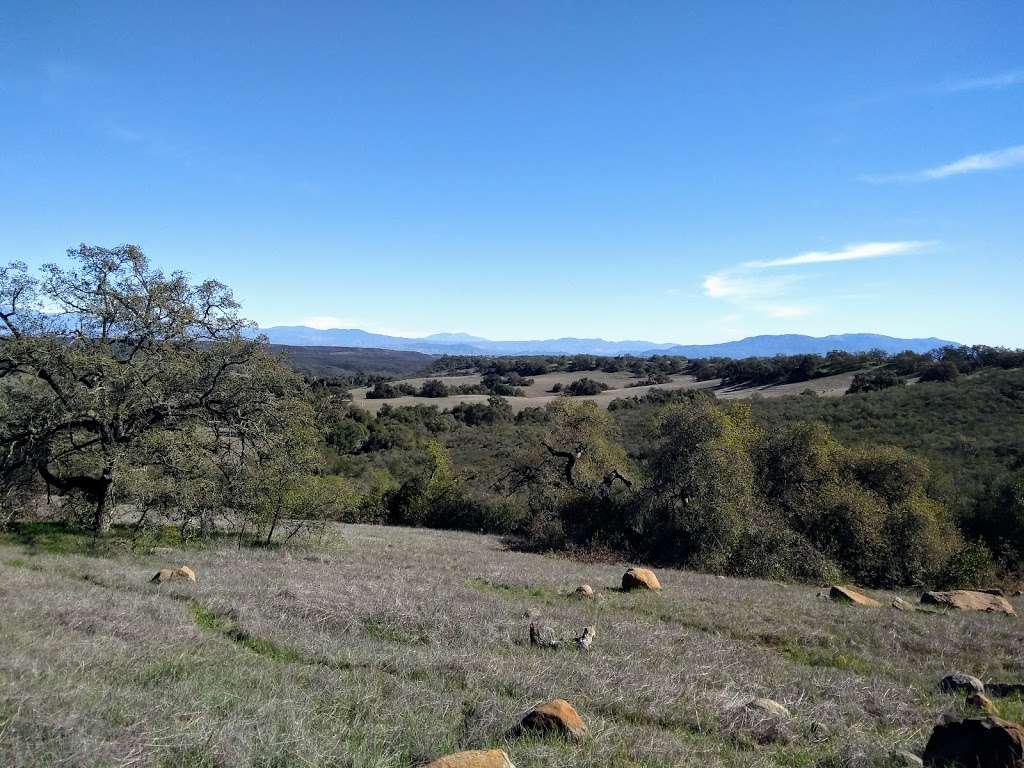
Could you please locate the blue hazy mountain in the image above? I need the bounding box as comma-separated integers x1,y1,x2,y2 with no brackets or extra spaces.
256,326,957,358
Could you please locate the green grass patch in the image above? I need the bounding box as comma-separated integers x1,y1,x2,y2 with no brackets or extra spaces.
361,614,431,645
760,633,875,675
960,693,1024,722
3,557,28,568
188,601,304,663
0,521,189,557
995,696,1024,722
466,577,562,604
0,522,106,556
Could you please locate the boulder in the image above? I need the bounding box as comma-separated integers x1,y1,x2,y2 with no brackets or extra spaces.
151,565,197,584
923,716,1024,767
622,567,661,591
967,693,1000,716
939,673,985,695
892,597,915,612
426,750,515,768
921,590,1016,616
574,584,595,598
517,698,588,742
744,698,790,718
829,585,882,608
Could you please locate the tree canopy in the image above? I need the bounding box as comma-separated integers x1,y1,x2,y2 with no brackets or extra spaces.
0,244,321,535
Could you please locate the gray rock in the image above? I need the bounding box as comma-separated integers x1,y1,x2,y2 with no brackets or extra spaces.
940,672,985,695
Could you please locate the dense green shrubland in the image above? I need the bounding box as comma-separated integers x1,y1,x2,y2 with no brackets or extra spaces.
321,368,1024,586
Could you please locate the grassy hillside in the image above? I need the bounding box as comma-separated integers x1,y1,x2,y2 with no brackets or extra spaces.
346,369,858,415
1,523,1020,767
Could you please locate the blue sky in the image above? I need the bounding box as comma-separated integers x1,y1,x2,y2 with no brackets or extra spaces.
2,2,1022,345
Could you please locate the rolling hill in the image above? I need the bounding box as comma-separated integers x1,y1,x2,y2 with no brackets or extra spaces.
258,326,957,358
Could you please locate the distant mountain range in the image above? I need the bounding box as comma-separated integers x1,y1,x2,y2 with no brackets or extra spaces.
256,326,957,359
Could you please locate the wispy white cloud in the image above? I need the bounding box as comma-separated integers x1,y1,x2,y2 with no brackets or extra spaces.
744,240,931,269
702,272,800,301
703,239,929,320
701,270,813,318
862,145,1024,183
941,71,1024,92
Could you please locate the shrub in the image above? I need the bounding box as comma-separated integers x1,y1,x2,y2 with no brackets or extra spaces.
451,396,513,426
565,377,610,396
418,379,450,397
848,370,904,394
366,382,401,399
934,541,998,589
919,361,960,383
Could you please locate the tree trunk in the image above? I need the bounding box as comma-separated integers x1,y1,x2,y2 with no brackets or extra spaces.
265,512,279,546
92,470,114,534
93,490,111,533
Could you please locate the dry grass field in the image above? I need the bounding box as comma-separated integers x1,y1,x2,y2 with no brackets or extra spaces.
347,370,859,414
1,523,1021,767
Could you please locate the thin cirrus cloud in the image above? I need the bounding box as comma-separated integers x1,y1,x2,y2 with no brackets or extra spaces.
703,240,931,319
940,70,1024,92
743,240,932,269
861,144,1024,183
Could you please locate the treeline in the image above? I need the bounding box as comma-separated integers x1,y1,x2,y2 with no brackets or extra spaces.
849,345,1024,392
365,371,532,399
691,345,1024,390
427,353,688,378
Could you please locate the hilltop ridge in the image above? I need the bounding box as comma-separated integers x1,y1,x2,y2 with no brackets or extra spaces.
258,326,956,358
